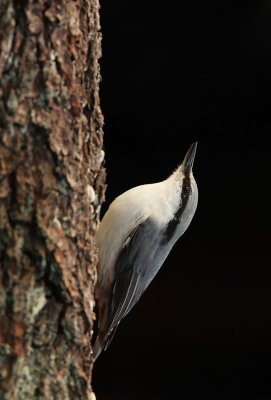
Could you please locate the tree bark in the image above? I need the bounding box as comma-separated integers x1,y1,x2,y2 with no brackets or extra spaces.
0,0,105,398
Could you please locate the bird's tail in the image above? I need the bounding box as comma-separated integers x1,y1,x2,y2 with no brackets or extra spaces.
93,336,102,362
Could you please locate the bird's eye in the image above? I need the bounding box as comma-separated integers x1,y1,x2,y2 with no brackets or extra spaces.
183,185,191,195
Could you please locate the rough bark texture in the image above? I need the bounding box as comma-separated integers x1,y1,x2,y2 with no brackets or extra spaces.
0,0,105,398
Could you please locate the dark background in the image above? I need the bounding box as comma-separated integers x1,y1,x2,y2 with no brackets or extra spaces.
94,1,271,399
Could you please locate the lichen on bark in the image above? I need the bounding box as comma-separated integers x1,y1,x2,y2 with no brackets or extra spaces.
0,0,105,398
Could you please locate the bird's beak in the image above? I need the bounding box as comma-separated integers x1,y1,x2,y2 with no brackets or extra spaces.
181,142,197,174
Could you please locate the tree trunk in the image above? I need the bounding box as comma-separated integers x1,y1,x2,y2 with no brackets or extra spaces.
0,0,105,398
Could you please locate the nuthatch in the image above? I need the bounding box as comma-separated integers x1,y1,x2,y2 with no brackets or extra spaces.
93,143,198,360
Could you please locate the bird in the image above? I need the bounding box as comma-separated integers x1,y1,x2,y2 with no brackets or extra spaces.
93,142,198,361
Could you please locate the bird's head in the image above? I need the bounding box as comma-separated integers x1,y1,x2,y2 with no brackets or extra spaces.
170,142,198,196
164,142,198,239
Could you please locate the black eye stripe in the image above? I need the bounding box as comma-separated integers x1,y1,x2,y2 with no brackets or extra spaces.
162,176,191,243
182,177,191,196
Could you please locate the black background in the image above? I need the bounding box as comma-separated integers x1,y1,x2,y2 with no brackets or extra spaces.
93,1,271,399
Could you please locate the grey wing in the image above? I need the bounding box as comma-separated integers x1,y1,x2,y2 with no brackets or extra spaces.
103,218,163,347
